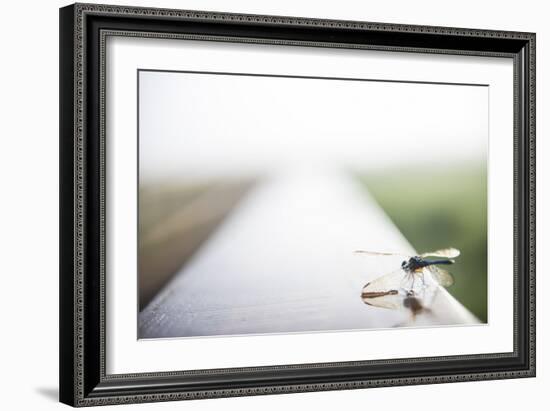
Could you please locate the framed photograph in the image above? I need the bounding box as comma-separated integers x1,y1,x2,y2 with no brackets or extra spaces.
59,3,535,407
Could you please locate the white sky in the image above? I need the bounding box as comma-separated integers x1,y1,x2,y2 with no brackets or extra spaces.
139,71,487,181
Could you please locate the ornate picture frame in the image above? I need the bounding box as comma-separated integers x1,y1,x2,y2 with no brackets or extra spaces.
59,3,535,406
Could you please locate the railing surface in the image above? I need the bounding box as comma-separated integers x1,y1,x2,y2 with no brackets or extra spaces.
139,171,478,338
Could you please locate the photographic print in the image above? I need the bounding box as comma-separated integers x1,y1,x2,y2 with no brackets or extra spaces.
60,4,535,405
137,70,487,339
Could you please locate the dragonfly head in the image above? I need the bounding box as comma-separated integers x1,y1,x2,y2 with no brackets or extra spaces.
401,257,417,269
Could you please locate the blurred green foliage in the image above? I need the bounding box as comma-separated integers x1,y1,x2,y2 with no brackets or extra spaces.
357,165,487,322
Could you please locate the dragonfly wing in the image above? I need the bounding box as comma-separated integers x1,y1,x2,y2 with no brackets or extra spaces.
361,269,411,309
426,265,455,287
362,291,403,310
420,247,460,258
355,250,412,257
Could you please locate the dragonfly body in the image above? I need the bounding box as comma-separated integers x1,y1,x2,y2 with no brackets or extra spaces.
402,256,454,273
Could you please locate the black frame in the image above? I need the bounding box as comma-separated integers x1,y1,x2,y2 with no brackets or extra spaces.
60,3,536,407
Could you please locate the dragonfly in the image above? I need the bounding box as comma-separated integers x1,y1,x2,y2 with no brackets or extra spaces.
355,248,460,311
